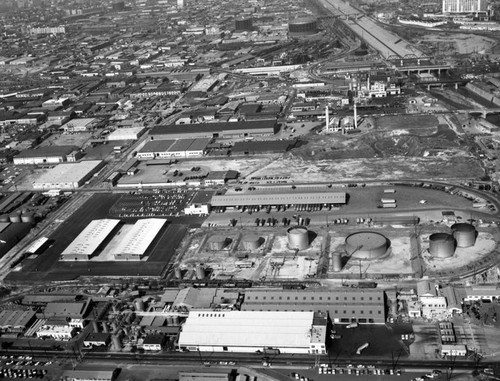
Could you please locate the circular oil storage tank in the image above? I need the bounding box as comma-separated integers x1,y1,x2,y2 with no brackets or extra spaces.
21,214,34,223
451,223,476,248
134,299,145,312
345,231,389,260
287,226,310,250
242,235,263,251
288,16,317,35
207,235,228,251
0,215,9,223
9,213,21,223
331,252,343,272
429,233,455,258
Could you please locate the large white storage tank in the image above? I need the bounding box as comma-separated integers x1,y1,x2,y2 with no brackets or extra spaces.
287,226,310,250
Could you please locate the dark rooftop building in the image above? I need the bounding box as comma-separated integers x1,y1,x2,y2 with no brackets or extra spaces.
150,120,277,140
232,140,297,155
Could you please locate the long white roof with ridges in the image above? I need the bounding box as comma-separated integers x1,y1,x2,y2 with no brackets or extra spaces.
62,219,120,256
179,310,314,348
112,218,166,255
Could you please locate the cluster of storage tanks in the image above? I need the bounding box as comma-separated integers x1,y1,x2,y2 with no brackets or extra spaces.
174,264,206,280
428,223,477,258
0,210,35,224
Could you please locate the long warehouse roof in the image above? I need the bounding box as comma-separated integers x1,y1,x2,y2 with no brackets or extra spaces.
211,192,346,206
179,310,314,349
111,218,166,256
62,219,120,256
150,120,276,135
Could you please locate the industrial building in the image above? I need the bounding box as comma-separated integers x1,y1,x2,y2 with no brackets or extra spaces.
241,288,386,324
107,127,146,141
61,118,99,132
210,192,346,209
112,218,167,260
13,145,78,165
32,160,105,190
442,0,487,13
42,299,92,325
61,219,120,261
178,310,327,354
137,138,211,160
0,310,36,333
149,120,277,140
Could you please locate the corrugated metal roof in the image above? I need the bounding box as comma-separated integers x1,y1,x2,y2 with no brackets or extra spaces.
211,192,346,206
111,218,166,256
62,219,120,257
179,310,314,349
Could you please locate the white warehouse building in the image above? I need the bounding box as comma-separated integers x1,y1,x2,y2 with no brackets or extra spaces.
32,160,105,190
112,218,166,260
61,219,120,261
178,310,327,354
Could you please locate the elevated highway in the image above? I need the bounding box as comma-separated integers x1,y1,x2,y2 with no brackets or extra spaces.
316,0,424,59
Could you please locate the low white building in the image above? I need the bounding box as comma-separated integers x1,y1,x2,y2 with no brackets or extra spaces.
33,160,104,190
464,285,500,302
61,118,99,132
107,127,145,141
420,296,448,319
178,310,326,354
36,321,76,341
440,344,467,357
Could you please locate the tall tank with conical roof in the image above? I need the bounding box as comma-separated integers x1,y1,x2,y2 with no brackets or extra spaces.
331,252,343,272
451,223,476,248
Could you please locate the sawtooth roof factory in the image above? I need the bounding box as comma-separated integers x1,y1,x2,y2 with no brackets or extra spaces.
241,288,386,324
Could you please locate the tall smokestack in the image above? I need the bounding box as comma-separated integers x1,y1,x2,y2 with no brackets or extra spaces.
325,105,329,131
354,102,358,129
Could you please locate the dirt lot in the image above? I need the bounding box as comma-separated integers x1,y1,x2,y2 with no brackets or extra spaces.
416,33,497,55
249,155,484,182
